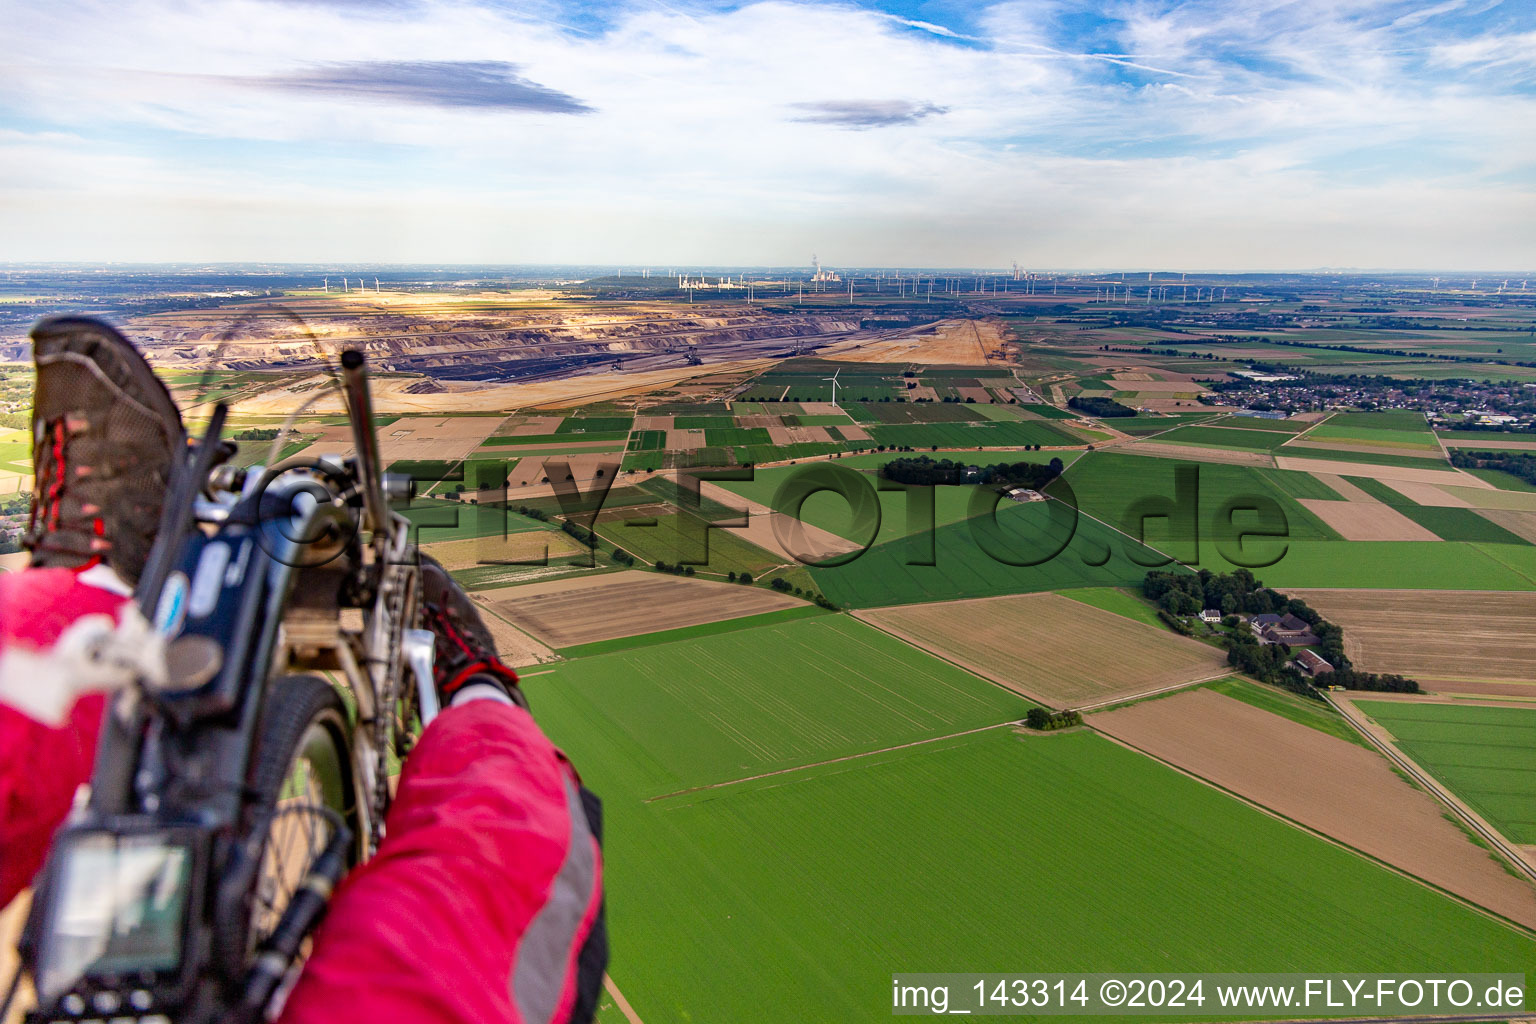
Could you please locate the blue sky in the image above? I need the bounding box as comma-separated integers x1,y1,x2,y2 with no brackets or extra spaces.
0,0,1532,268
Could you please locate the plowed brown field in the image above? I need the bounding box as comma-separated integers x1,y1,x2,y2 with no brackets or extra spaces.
1288,589,1536,686
483,570,801,648
857,592,1228,708
1092,689,1536,928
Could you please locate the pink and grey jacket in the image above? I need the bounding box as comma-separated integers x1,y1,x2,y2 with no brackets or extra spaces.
0,566,607,1024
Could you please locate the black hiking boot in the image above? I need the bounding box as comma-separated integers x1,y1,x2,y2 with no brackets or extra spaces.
419,554,526,708
25,316,185,585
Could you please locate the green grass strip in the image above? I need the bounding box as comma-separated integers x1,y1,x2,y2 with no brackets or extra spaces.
1205,678,1371,748
555,604,831,659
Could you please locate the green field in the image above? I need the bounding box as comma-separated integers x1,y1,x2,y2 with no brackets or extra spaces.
1205,416,1303,433
1262,468,1345,501
481,431,630,446
593,509,785,578
554,604,831,659
401,498,549,544
1056,586,1165,628
1357,701,1536,843
1300,411,1440,451
1195,538,1536,590
1464,467,1536,492
1020,403,1076,420
526,710,1536,1022
1156,425,1296,451
1272,446,1449,469
867,419,1077,449
1394,504,1531,544
1063,451,1344,548
526,615,1030,794
809,499,1167,608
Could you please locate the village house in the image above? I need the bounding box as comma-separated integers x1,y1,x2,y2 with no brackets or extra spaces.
1198,609,1222,624
1250,612,1320,646
1293,650,1333,677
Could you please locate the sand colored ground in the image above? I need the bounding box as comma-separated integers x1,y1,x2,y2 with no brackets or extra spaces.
821,319,1001,365
505,415,566,436
1273,457,1488,487
1296,498,1440,540
287,416,505,466
1092,688,1536,929
481,570,801,648
633,414,672,431
1308,473,1374,502
799,402,844,416
957,387,994,403
467,596,558,666
232,359,779,414
1114,441,1274,466
1380,480,1474,506
0,471,23,495
1473,509,1536,544
421,530,587,570
857,592,1228,708
1440,485,1536,511
837,424,872,442
666,428,705,450
1136,398,1208,412
0,551,28,574
1288,589,1536,686
694,478,861,564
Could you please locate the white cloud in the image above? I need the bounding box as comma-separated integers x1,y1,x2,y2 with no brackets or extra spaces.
0,0,1531,268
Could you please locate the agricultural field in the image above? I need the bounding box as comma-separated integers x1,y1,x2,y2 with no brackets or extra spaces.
522,614,1030,794
1055,586,1164,629
590,507,787,579
1091,689,1536,928
866,418,1077,449
1156,425,1296,451
399,497,551,544
858,593,1227,708
481,570,802,648
809,497,1166,608
1061,450,1345,553
1300,411,1440,452
1272,447,1450,469
524,709,1536,1022
1287,589,1536,685
1294,497,1439,540
1203,677,1368,748
1205,416,1303,433
1356,701,1536,844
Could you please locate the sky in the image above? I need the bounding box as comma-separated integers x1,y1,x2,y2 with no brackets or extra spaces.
1,0,1533,270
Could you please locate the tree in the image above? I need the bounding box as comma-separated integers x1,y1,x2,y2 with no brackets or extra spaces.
738,572,753,585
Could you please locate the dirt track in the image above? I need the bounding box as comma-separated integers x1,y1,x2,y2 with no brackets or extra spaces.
1092,688,1536,929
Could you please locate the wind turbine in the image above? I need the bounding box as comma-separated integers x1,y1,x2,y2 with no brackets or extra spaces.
823,368,842,406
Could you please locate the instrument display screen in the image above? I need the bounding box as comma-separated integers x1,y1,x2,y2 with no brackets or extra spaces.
37,829,193,1002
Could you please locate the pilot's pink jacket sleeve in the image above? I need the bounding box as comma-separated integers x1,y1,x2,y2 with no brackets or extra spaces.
0,568,123,908
279,698,607,1024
